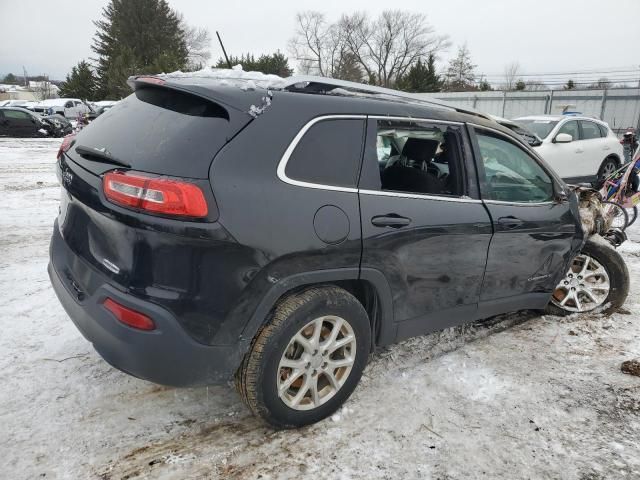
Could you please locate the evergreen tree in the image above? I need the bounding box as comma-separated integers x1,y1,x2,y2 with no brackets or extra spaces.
2,73,18,84
396,54,442,93
58,61,98,100
479,80,492,91
215,51,293,77
564,79,576,90
334,53,364,83
92,0,188,98
444,44,476,91
515,80,526,91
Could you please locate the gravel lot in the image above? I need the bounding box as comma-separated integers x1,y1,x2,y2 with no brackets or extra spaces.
1,138,639,480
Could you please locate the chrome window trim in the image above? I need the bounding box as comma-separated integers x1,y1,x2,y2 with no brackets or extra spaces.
277,114,471,201
358,189,481,204
276,114,365,193
483,199,555,207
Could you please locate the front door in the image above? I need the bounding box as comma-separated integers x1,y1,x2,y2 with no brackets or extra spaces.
359,117,493,341
469,126,583,317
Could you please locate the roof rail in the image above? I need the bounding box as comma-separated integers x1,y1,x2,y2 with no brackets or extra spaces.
281,75,491,120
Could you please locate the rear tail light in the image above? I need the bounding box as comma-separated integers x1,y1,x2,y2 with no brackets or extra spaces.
103,298,156,331
57,134,76,159
103,171,208,218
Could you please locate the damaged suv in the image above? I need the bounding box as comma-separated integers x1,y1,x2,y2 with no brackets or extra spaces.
48,73,629,428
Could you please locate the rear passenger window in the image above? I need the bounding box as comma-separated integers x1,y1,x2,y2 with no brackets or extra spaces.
374,120,464,196
285,119,365,188
580,121,603,139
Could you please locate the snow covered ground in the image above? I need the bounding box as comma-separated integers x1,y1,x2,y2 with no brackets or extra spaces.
1,138,639,480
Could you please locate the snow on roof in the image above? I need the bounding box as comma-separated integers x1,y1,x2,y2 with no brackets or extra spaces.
159,65,286,90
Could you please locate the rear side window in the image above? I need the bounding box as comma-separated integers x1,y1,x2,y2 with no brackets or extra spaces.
285,119,365,188
597,123,609,137
580,121,603,139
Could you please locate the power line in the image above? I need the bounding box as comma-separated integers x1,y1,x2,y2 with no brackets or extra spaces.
478,66,640,77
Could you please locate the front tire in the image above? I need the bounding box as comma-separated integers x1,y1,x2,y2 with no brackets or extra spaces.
236,286,371,428
546,236,629,316
597,157,618,181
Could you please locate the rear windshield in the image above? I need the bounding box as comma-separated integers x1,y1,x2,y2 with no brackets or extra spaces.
516,120,559,140
72,87,240,178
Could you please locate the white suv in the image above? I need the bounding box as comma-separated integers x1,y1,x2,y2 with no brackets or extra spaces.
515,115,623,182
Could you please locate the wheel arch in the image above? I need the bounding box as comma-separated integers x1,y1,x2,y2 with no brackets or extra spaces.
239,267,395,356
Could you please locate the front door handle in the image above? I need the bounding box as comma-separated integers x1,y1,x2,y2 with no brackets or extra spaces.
497,216,524,229
371,214,411,228
575,148,584,153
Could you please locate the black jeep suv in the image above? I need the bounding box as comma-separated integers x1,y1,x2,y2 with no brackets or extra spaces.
48,74,628,428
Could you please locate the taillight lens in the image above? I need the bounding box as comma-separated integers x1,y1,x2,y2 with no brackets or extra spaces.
103,171,208,218
57,134,76,160
103,298,156,331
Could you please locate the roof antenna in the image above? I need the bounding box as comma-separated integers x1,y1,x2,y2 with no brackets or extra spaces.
216,31,232,69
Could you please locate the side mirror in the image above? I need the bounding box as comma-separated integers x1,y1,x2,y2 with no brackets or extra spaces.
554,133,573,143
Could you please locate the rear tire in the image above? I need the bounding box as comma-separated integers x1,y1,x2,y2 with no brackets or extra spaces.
546,236,629,316
597,157,618,181
236,286,371,428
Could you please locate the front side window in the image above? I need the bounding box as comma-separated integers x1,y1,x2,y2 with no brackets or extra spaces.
2,110,30,120
285,118,365,188
375,120,464,196
580,121,603,140
476,132,554,203
557,120,579,141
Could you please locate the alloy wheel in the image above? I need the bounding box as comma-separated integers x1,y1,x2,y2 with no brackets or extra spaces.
551,254,610,313
277,316,356,411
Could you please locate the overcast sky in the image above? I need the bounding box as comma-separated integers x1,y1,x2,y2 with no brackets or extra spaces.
1,0,639,84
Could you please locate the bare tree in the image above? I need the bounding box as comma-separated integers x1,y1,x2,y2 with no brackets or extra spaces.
177,14,212,70
503,61,520,90
31,77,55,100
525,80,549,91
289,10,449,86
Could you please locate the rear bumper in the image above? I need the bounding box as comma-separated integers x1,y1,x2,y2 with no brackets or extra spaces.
48,223,242,387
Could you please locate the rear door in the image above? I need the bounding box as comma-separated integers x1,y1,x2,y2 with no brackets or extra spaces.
469,125,582,316
359,117,493,340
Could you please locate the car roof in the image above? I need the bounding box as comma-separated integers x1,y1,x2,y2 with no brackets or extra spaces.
129,74,506,132
0,106,37,114
516,114,604,123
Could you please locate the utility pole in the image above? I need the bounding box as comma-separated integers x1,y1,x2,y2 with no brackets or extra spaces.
22,66,28,87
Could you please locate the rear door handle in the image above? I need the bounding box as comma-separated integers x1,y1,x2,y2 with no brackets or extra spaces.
371,214,412,228
497,216,524,229
575,148,584,153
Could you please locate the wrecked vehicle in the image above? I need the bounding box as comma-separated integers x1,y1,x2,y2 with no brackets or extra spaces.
48,72,630,428
0,107,70,138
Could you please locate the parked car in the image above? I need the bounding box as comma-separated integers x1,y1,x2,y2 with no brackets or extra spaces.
87,104,114,121
49,75,629,428
31,98,91,119
515,115,623,182
0,99,32,108
0,107,70,137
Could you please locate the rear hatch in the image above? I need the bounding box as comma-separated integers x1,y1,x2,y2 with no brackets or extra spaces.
56,78,259,291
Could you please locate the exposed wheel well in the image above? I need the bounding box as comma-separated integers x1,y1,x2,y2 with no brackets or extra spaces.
273,280,383,352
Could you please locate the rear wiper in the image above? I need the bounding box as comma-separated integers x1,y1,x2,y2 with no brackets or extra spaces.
75,144,130,168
